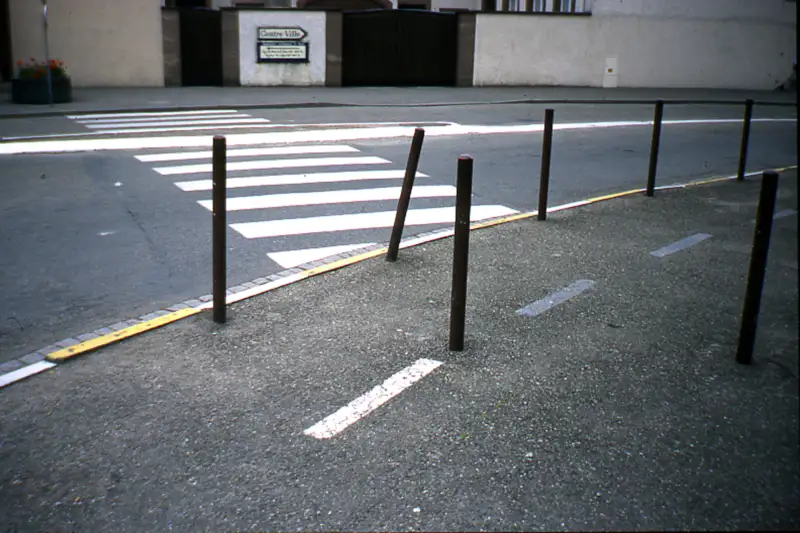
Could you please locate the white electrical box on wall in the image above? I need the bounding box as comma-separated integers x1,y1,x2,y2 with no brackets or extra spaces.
603,57,618,88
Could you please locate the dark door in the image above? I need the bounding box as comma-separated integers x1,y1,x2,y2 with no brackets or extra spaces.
342,9,457,86
179,8,222,86
1,0,11,81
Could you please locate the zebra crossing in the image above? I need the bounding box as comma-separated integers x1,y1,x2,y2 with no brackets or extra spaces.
67,109,274,135
132,141,518,270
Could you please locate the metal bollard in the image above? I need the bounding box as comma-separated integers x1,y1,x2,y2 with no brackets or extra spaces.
538,109,555,221
449,156,473,352
737,99,754,181
646,100,664,197
387,128,425,262
212,135,227,324
736,170,779,365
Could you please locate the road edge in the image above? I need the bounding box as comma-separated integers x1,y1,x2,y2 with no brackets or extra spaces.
0,97,795,121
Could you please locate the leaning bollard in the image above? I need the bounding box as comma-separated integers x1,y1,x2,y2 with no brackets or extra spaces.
387,128,425,262
736,171,779,365
449,156,473,352
737,99,754,181
537,109,554,221
646,100,664,197
212,135,227,324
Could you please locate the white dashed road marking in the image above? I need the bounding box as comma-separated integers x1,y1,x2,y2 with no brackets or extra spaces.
304,358,444,439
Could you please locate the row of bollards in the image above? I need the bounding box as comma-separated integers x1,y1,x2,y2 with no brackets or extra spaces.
209,98,777,364
448,99,777,358
571,98,755,201
536,98,758,214
646,98,755,196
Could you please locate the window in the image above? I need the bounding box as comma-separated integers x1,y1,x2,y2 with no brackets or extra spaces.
533,0,591,13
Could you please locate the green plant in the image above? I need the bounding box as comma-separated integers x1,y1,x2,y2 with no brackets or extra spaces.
15,58,69,80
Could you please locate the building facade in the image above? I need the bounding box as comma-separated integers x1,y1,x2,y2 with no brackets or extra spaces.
2,0,795,90
208,0,590,12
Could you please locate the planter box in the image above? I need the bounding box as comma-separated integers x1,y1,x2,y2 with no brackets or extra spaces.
11,77,72,105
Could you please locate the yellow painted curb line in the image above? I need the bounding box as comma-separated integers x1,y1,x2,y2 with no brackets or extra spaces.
471,211,535,230
453,165,798,235
304,247,388,277
41,164,798,365
46,308,201,362
578,188,645,203
470,187,646,231
684,165,797,189
686,176,739,187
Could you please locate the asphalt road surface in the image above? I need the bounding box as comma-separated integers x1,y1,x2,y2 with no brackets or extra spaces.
1,174,798,531
0,103,795,362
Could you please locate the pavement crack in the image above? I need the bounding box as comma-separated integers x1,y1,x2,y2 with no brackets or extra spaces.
125,205,154,247
123,205,173,277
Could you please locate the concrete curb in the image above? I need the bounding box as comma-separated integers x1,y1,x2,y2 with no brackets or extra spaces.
0,97,795,121
0,164,795,390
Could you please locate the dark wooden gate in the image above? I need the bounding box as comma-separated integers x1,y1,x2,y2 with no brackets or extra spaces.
342,10,457,86
179,8,222,86
1,0,11,82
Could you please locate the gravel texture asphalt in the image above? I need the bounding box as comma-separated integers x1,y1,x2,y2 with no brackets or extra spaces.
0,172,797,531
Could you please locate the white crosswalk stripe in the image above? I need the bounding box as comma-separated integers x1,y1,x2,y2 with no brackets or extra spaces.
130,137,519,269
174,170,427,192
136,144,358,163
76,114,248,124
67,109,273,135
231,206,517,239
154,155,391,176
70,124,282,135
67,110,242,119
268,243,376,269
197,185,457,212
84,118,269,129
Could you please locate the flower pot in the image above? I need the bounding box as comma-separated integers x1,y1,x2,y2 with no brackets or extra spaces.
11,77,72,105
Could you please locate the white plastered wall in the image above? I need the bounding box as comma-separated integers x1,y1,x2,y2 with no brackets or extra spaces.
592,0,790,21
8,0,165,87
473,0,796,89
238,10,326,86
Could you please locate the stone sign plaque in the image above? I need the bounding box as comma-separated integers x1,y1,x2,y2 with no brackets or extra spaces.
256,26,309,63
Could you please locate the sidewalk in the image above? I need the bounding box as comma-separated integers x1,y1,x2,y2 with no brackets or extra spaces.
0,84,796,118
0,173,797,531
